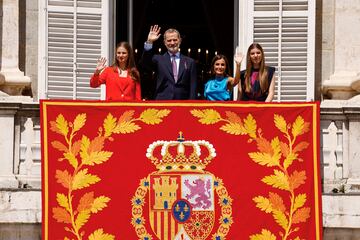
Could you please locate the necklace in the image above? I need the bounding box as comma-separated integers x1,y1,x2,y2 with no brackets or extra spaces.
118,67,127,77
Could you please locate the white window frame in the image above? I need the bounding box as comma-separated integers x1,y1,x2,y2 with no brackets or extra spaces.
38,0,110,100
236,0,315,101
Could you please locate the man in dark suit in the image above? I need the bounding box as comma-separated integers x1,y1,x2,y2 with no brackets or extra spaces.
141,25,197,100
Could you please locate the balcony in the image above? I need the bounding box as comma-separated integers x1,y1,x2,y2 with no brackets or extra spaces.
1,100,360,238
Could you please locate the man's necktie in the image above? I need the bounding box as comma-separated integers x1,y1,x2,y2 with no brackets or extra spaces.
172,55,178,82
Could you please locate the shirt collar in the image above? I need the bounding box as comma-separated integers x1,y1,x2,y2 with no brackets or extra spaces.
168,51,180,58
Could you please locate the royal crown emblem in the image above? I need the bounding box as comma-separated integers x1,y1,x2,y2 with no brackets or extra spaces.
146,131,216,172
131,132,233,240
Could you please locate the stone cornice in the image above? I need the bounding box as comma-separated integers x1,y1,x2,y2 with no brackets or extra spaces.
321,98,360,120
0,102,39,116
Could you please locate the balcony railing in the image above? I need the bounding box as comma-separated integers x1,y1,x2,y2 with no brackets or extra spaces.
0,100,360,228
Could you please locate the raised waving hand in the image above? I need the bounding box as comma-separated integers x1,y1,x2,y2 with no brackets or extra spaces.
234,46,244,65
234,52,244,65
95,57,107,74
147,25,161,44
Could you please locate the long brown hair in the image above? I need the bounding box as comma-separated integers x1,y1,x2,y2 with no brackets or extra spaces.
244,43,268,93
209,54,231,79
112,42,139,82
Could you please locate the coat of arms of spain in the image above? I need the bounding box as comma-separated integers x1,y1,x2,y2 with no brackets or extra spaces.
132,132,233,240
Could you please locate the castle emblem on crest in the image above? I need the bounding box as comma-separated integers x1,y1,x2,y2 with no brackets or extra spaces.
131,132,233,240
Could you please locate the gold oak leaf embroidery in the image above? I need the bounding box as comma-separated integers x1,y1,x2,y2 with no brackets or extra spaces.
77,192,95,212
50,114,69,136
273,209,289,230
139,108,171,124
52,207,71,224
72,168,100,190
250,229,277,240
57,193,70,212
73,113,86,131
292,207,311,224
191,109,311,240
51,141,68,152
88,229,115,240
293,194,307,212
253,196,272,213
49,109,170,240
262,169,290,191
292,116,310,138
269,192,286,213
191,109,222,124
55,170,72,189
91,196,111,213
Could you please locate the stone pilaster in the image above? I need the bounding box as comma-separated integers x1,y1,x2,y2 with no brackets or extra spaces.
322,1,360,99
0,103,19,188
0,0,30,96
344,95,360,189
321,98,360,228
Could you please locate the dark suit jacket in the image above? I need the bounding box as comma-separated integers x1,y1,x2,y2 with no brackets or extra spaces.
141,49,197,100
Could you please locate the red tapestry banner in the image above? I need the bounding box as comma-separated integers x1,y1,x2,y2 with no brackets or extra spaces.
41,100,322,240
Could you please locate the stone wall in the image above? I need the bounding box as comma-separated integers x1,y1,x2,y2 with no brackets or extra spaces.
0,102,41,227
320,99,360,230
0,191,41,223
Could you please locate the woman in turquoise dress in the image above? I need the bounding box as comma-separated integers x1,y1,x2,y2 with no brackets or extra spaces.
204,54,243,101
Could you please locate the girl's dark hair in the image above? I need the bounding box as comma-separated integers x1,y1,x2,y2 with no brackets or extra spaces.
112,42,139,82
209,54,231,78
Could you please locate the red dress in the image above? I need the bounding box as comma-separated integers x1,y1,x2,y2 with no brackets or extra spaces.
90,67,141,101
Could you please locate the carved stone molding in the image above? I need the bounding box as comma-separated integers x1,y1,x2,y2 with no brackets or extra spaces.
0,0,31,96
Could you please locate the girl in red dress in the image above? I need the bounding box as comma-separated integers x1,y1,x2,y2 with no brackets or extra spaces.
90,42,141,100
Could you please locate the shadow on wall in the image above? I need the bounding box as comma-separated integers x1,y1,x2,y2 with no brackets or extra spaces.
323,228,360,240
18,0,33,98
0,223,41,240
19,0,26,75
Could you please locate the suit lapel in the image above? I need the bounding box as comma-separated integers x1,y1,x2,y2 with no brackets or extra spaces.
164,52,187,82
178,55,186,81
164,53,173,77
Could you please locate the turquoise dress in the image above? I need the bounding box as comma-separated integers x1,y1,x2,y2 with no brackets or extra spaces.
204,77,230,101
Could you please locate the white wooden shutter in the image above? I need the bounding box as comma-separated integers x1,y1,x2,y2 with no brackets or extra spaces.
243,0,315,101
39,0,108,100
